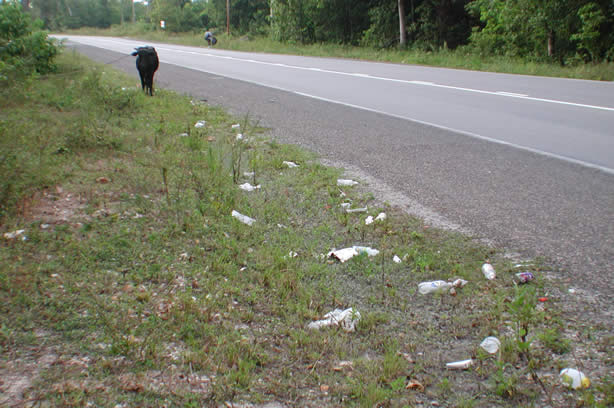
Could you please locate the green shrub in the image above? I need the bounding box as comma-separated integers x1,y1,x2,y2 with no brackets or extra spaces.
0,3,59,80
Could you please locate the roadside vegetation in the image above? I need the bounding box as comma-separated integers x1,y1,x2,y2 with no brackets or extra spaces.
1,5,613,407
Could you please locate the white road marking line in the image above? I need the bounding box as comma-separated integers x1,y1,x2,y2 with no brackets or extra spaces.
293,91,614,175
497,91,529,97
158,46,614,112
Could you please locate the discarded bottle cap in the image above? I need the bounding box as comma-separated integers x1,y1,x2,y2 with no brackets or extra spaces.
515,272,534,283
560,368,590,389
481,263,496,280
479,336,501,354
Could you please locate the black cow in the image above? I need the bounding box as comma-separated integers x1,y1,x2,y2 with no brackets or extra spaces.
131,46,159,96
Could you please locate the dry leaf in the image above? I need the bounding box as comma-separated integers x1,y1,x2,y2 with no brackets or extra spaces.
406,379,425,391
320,384,330,393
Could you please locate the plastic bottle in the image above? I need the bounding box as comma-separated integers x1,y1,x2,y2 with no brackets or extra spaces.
418,280,453,294
515,272,534,284
481,263,496,280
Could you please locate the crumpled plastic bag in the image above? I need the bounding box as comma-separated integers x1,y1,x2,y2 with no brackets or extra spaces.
307,308,361,332
231,210,255,226
560,368,590,389
480,336,501,354
239,183,260,192
337,179,358,187
328,246,380,263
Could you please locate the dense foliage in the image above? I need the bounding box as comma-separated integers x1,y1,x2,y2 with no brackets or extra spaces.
0,2,58,83
18,0,614,63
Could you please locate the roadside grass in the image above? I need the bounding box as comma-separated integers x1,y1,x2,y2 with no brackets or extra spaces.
63,25,614,81
1,50,612,407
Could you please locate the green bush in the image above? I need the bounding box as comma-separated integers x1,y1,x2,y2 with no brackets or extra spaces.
0,3,59,79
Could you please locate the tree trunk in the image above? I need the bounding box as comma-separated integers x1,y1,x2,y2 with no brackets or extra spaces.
398,0,407,45
131,0,135,23
226,0,230,35
547,30,555,57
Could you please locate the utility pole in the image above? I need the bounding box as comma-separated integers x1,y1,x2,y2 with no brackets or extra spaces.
226,0,230,35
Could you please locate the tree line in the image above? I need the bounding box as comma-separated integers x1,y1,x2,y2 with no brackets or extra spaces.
11,0,614,63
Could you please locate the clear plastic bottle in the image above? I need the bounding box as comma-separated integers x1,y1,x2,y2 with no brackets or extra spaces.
481,263,496,280
418,280,453,294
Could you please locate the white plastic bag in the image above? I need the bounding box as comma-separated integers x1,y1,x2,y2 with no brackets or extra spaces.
307,308,361,332
231,210,255,226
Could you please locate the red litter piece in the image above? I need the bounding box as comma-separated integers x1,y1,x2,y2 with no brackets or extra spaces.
538,297,548,302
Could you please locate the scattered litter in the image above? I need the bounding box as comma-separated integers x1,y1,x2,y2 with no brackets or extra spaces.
353,246,380,257
277,224,287,229
406,379,425,391
568,288,576,294
283,161,299,168
375,212,387,221
231,210,255,226
345,206,368,213
288,251,298,258
480,336,501,354
365,216,374,225
3,229,26,240
236,133,244,141
340,203,351,210
481,263,496,280
538,297,548,302
560,368,590,389
333,361,354,371
239,183,261,192
328,246,380,263
337,179,358,187
231,124,240,129
393,255,401,264
419,279,467,295
307,308,361,332
41,224,51,229
178,132,189,137
96,176,110,184
244,171,255,177
452,278,468,287
418,281,452,295
515,272,534,284
446,359,473,370
194,120,206,128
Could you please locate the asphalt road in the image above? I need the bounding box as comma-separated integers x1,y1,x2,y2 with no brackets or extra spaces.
60,37,614,319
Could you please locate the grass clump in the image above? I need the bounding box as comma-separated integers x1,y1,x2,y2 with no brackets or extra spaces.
1,49,612,407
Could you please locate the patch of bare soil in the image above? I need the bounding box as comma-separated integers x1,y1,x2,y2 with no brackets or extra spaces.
0,331,58,407
23,186,89,227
